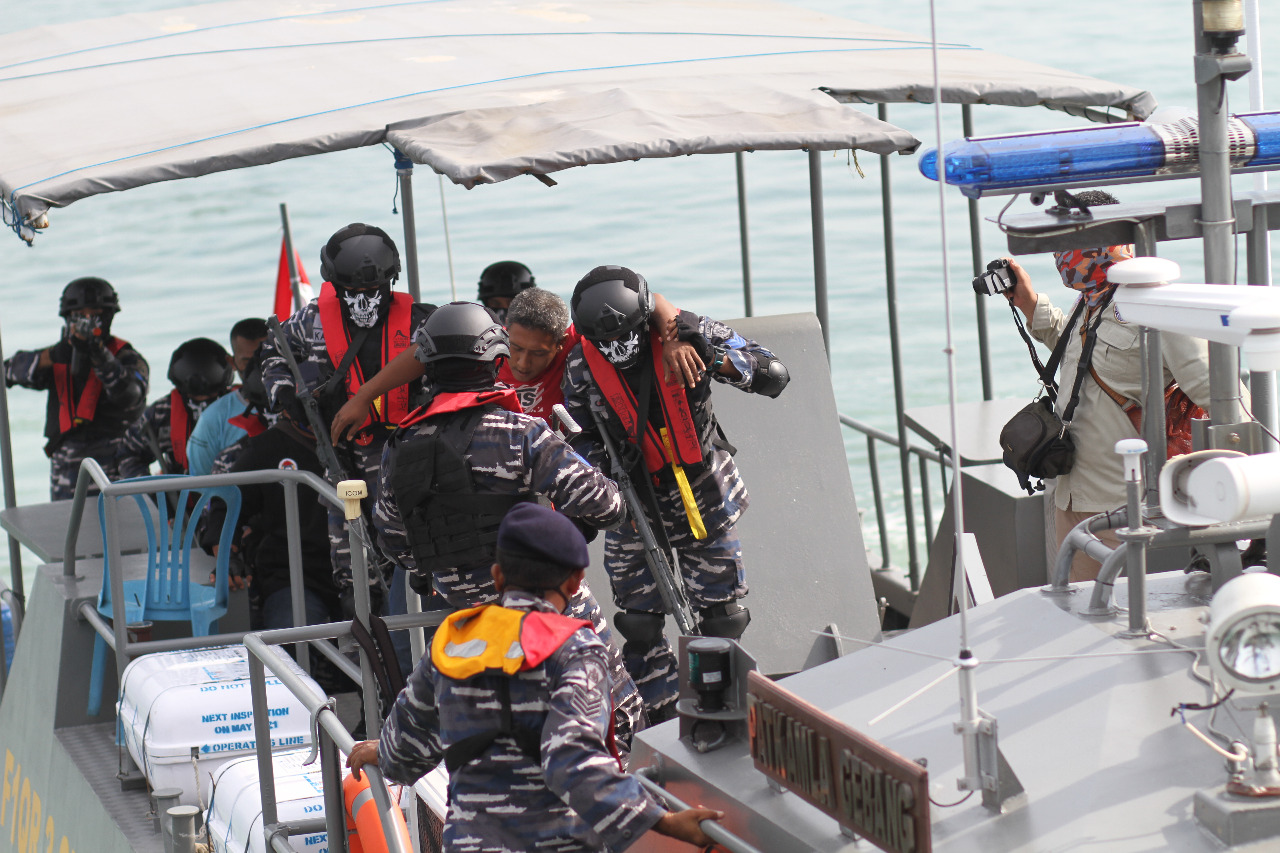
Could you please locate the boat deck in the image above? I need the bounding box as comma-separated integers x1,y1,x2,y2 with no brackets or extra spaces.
55,723,164,853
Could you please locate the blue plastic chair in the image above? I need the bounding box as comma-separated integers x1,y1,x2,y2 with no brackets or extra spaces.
87,477,241,715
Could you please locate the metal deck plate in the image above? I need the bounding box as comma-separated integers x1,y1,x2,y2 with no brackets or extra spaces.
633,572,1280,852
54,724,164,853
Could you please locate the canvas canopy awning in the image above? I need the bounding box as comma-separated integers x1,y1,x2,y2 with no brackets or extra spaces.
0,0,1155,239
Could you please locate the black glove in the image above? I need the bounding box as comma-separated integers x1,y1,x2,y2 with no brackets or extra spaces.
48,341,73,365
616,437,644,476
273,384,298,415
570,516,601,544
674,311,714,363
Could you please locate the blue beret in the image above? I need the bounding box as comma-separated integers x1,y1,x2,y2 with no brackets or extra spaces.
497,504,589,571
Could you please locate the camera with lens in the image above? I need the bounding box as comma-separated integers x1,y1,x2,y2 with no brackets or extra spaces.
972,258,1014,296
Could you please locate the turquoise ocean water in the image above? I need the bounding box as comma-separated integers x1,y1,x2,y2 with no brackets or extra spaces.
2,0,1276,588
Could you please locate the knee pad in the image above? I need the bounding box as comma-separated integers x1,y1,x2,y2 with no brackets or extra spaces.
699,603,750,639
613,610,666,646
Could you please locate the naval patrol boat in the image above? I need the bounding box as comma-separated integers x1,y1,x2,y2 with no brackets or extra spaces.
5,1,1274,851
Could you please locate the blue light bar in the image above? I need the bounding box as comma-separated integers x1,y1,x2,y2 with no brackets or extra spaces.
919,110,1280,198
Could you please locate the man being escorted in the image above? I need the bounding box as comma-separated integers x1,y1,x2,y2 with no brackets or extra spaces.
563,265,789,721
4,277,149,498
261,223,415,616
348,503,720,852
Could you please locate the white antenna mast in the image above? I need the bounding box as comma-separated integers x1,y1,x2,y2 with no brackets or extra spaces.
926,0,1024,812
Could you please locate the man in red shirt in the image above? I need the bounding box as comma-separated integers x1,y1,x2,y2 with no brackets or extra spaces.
497,287,575,423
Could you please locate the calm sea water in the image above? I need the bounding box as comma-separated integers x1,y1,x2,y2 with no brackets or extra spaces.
2,0,1276,586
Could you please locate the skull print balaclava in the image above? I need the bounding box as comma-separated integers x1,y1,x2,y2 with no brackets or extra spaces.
339,283,392,329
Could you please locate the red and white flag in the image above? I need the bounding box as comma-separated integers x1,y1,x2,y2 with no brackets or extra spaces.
273,238,314,320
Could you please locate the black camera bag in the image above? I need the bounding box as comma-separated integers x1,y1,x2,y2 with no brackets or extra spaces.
1001,294,1109,495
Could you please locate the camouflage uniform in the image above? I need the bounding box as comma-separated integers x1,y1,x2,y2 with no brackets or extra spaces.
116,392,206,478
562,314,767,718
374,404,647,751
4,339,148,499
259,301,423,592
377,589,666,852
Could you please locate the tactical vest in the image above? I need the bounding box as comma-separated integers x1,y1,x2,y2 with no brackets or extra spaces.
389,401,532,573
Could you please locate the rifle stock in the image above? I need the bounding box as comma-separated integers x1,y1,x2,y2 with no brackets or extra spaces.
588,407,699,636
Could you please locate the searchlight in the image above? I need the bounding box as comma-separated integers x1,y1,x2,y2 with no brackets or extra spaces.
918,111,1280,198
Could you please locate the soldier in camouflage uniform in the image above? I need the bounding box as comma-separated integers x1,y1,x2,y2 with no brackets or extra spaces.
348,503,719,852
563,265,790,721
373,301,648,752
3,277,148,499
117,337,233,478
260,224,421,613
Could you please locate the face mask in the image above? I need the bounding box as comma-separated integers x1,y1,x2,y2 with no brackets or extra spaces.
188,398,213,418
340,284,389,328
597,330,643,368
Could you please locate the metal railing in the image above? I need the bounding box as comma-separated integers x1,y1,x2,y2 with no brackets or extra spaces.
838,413,950,591
243,620,441,853
64,459,384,693
62,457,434,853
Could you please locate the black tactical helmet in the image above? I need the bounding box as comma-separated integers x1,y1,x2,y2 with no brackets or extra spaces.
415,302,510,365
477,261,535,302
168,337,234,399
570,266,653,341
319,223,401,289
59,277,120,318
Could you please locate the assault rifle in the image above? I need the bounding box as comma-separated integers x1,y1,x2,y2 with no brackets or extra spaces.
266,316,387,583
554,404,700,636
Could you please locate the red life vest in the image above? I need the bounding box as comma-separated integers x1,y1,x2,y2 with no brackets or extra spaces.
227,411,268,438
52,337,129,436
582,329,702,473
316,283,414,432
398,387,524,429
168,390,195,473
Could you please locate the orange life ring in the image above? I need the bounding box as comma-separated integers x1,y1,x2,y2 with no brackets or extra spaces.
343,770,412,853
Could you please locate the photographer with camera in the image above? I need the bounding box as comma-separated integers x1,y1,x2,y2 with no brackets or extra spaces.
3,277,149,499
989,192,1219,581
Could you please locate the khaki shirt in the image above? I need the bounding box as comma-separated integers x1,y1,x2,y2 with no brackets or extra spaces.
1030,292,1218,513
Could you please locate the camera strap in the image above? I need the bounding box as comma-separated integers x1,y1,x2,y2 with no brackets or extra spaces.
1060,292,1114,426
1010,296,1087,404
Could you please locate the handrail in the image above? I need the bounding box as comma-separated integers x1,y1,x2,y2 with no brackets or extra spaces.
63,460,342,575
245,625,429,853
635,767,766,853
66,459,365,738
838,412,948,589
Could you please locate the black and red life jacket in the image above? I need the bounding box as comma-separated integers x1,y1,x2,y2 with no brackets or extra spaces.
167,390,196,473
52,337,129,436
316,282,414,435
581,328,704,474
